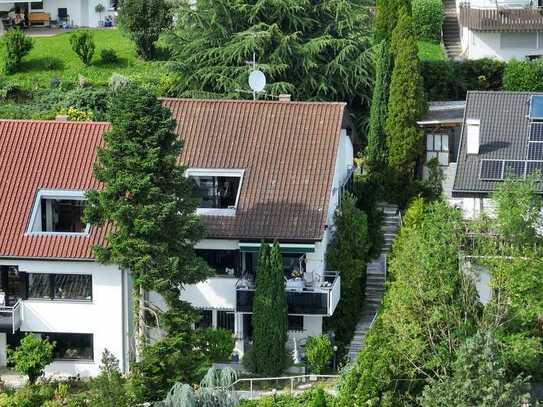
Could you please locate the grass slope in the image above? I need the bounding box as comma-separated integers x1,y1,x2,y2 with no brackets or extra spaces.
417,40,447,61
0,29,158,88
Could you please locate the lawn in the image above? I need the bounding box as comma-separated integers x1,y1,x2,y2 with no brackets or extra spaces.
418,40,447,61
0,29,162,89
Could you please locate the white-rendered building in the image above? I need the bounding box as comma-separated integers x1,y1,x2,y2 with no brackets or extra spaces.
458,0,543,60
162,98,354,357
0,0,118,28
0,98,353,376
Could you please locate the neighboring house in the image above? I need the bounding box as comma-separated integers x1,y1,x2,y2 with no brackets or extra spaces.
457,0,543,60
163,98,353,357
417,100,465,197
0,98,353,376
452,91,543,218
0,0,117,28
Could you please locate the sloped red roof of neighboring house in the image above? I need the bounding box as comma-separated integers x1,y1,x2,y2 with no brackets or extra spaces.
0,99,346,260
164,99,346,242
0,120,110,259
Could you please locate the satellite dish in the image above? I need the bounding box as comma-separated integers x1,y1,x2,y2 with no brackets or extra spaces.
248,70,266,93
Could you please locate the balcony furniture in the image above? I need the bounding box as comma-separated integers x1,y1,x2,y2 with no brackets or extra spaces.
29,12,50,27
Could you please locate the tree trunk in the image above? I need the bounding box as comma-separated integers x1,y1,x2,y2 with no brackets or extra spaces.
135,284,146,362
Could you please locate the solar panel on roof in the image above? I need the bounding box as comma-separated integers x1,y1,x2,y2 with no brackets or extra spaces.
529,95,543,120
480,160,503,180
504,161,525,178
530,123,543,141
527,161,543,176
528,142,543,160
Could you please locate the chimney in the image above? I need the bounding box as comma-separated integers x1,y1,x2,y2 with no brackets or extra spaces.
278,94,291,102
55,115,69,122
466,119,480,155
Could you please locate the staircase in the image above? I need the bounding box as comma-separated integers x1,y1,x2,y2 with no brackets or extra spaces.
346,203,400,361
443,0,462,59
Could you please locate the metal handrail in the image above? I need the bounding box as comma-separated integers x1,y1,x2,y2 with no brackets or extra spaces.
0,299,23,334
228,374,339,399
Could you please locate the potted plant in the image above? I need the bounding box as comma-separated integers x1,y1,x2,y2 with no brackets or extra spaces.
95,3,105,27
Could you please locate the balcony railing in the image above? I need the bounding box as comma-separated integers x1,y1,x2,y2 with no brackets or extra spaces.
0,300,23,334
236,272,341,316
460,3,543,31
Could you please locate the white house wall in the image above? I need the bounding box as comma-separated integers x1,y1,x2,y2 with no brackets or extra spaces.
0,259,127,378
466,31,543,60
179,277,237,311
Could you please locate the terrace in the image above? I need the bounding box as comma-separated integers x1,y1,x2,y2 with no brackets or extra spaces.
459,2,543,31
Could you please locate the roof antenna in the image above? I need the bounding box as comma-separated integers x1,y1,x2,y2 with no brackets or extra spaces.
247,51,266,100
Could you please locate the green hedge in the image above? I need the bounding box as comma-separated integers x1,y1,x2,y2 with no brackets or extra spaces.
503,59,543,91
421,58,505,100
412,0,444,42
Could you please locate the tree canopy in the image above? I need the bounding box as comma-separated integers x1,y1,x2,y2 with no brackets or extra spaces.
167,0,373,110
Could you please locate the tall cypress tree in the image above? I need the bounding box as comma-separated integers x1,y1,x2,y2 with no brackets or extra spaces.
385,8,426,177
251,242,288,375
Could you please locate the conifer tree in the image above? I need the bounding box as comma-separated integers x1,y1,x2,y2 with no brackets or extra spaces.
251,242,288,375
84,83,211,362
167,0,373,110
385,8,426,177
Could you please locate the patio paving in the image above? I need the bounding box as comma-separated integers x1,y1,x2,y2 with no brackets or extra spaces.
0,367,26,388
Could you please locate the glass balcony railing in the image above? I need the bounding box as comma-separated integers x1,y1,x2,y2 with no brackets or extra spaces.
236,272,341,316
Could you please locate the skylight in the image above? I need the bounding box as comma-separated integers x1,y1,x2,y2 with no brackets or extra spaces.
27,190,90,236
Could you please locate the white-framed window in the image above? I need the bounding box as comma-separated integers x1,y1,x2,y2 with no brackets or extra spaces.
186,169,244,216
426,133,449,166
27,190,90,236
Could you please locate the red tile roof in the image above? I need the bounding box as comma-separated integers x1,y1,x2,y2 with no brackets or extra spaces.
0,99,345,259
165,99,346,241
0,120,110,259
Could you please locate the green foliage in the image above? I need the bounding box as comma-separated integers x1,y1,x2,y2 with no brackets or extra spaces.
0,384,56,407
491,175,542,247
118,0,172,60
364,42,391,175
311,388,327,407
324,194,370,355
386,8,426,178
100,48,119,64
337,200,481,404
251,242,289,375
374,0,411,43
69,31,96,66
156,367,238,407
200,329,235,363
420,332,530,406
503,59,543,91
420,59,505,100
415,157,444,201
86,350,132,407
238,387,333,407
412,0,443,42
417,40,447,61
57,106,93,121
8,334,54,385
167,0,373,111
3,28,33,74
304,335,333,374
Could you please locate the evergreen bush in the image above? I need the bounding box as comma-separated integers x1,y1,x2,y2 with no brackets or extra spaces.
69,30,95,66
100,48,118,64
412,0,444,42
201,328,235,363
3,28,33,74
503,59,543,91
304,335,333,374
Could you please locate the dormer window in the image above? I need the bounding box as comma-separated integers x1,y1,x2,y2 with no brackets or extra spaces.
187,169,244,216
28,190,89,235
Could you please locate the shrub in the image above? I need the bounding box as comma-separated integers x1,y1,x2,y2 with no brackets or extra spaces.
118,0,172,60
421,59,505,100
412,0,444,42
8,334,54,385
201,328,235,363
503,59,543,91
100,48,118,64
312,388,327,407
304,336,333,374
69,30,95,65
86,349,132,407
57,107,93,121
3,28,33,74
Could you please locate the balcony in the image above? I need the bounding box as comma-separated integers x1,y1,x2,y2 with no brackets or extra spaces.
0,300,23,334
460,3,543,31
236,272,341,316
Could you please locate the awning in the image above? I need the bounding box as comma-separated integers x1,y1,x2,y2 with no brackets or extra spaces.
239,242,315,254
